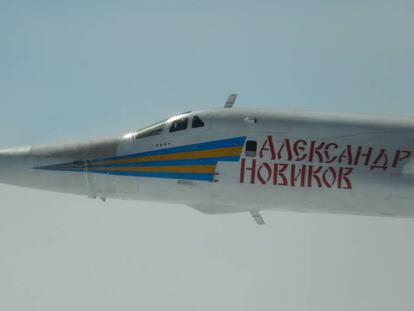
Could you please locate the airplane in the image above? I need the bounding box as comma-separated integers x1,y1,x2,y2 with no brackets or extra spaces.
0,94,413,225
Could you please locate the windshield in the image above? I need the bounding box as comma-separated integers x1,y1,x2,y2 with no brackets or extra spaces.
134,120,166,139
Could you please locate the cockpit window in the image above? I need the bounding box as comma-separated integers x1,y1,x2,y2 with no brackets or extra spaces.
245,140,257,157
135,122,165,139
192,115,205,128
169,118,189,133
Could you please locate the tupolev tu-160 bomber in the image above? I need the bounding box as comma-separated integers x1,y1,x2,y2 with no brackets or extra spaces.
0,95,413,224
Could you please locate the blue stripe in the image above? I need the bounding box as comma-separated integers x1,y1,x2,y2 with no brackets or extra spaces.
59,156,241,169
38,167,85,171
53,168,214,182
92,136,246,162
34,136,246,183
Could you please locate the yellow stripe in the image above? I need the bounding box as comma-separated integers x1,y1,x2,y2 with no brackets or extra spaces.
87,146,243,166
89,165,216,174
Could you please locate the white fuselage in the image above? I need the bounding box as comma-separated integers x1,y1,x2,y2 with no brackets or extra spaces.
1,108,413,218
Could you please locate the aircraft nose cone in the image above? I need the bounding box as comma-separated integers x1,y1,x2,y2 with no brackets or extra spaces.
0,146,32,185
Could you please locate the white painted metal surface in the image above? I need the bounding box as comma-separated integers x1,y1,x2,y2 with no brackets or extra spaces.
0,99,413,224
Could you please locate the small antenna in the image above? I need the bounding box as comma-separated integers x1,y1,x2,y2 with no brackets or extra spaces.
224,94,238,108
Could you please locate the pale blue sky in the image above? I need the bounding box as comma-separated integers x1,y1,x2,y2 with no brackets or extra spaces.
1,1,414,310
